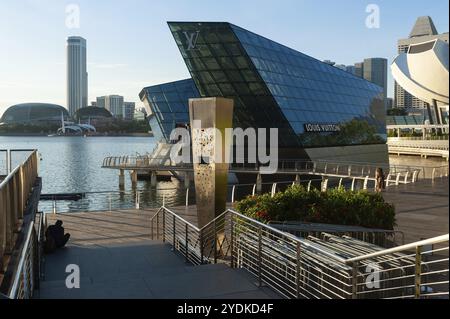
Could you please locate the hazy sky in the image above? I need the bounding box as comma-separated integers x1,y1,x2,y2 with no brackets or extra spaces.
0,0,448,116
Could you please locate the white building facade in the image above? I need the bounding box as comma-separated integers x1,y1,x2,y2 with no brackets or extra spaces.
67,36,88,116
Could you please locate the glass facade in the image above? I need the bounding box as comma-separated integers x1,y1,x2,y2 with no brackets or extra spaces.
139,79,199,142
168,22,386,151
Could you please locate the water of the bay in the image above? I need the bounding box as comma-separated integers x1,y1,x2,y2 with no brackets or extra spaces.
1,136,447,213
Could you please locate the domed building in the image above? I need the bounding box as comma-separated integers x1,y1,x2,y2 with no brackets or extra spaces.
0,103,69,125
73,106,113,121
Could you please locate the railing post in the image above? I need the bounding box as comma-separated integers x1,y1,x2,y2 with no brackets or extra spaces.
162,210,166,243
231,185,236,203
363,176,369,190
271,183,277,198
351,178,356,191
396,173,401,186
307,180,312,192
352,261,359,299
200,229,204,265
213,220,217,264
135,192,140,210
52,199,57,215
415,246,422,299
296,241,301,299
185,188,189,207
185,224,189,263
257,226,263,287
172,215,176,250
156,213,160,240
230,214,234,268
151,219,154,240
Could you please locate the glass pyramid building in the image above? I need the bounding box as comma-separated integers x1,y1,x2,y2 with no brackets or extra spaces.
141,22,387,159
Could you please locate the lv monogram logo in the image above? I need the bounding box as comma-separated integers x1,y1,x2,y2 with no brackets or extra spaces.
183,31,200,51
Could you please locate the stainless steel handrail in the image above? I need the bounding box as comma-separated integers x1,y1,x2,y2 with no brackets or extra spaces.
346,234,449,264
152,206,449,299
8,221,35,299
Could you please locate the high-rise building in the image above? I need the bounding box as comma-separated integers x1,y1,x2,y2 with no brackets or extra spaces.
96,95,128,118
354,62,364,78
395,16,449,110
96,96,106,109
363,58,388,100
67,36,88,116
123,102,136,120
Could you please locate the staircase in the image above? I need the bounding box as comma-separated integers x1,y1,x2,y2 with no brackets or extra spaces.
37,210,280,299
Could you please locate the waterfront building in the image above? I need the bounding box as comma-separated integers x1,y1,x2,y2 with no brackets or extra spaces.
354,62,364,78
363,58,388,102
96,96,106,108
395,16,449,111
123,102,136,121
96,95,124,118
67,36,88,116
0,103,69,125
141,22,387,162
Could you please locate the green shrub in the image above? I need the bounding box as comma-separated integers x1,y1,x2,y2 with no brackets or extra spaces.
234,185,396,230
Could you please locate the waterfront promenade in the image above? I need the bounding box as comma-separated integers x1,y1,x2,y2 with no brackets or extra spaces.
39,210,279,299
383,177,449,244
38,176,448,299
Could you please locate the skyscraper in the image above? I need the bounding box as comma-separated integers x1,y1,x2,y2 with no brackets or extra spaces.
123,102,136,120
363,58,388,101
97,95,124,118
67,36,88,116
395,16,449,110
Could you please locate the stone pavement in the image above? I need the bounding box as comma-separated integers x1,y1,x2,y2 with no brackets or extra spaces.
383,177,449,244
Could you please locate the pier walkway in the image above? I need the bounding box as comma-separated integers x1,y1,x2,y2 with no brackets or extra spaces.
39,210,279,299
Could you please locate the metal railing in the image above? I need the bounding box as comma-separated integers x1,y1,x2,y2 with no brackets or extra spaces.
40,173,404,215
102,156,423,186
346,234,449,299
151,207,449,299
5,212,46,299
0,150,39,265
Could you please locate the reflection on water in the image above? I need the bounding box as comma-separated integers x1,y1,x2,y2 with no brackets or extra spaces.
1,136,447,213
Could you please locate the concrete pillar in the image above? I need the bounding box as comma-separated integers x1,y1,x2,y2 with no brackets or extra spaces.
256,174,262,194
130,170,138,188
397,129,401,138
150,171,157,188
119,169,125,189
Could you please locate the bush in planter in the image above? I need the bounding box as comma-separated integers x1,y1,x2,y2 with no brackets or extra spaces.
234,185,396,230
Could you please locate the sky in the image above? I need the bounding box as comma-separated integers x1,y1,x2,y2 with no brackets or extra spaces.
0,0,449,117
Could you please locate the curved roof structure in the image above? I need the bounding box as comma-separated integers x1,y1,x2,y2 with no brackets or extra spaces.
0,103,69,124
391,39,449,105
74,106,113,120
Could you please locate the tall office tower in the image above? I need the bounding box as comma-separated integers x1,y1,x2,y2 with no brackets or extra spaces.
395,16,449,110
123,102,136,120
363,58,388,100
96,96,107,108
67,36,88,116
354,62,364,78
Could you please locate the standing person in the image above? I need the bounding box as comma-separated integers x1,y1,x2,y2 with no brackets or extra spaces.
375,168,386,193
